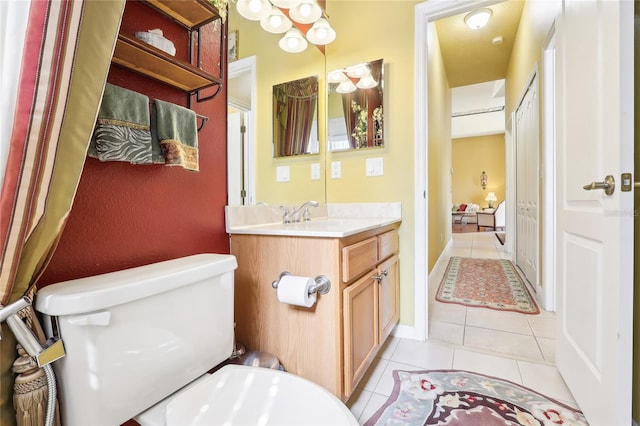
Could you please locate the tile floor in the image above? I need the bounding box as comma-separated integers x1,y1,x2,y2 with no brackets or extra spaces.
346,231,581,424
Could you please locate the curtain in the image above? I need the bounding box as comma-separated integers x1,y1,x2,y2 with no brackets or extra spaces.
273,76,318,156
0,1,125,424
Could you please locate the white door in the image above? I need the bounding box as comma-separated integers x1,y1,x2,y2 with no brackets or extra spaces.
515,76,539,286
227,110,245,206
555,1,633,424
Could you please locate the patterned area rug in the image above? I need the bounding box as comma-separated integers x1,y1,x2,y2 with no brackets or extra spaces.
363,369,587,426
436,257,539,314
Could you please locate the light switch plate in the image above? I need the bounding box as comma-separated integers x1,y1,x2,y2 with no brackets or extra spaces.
366,157,384,176
276,165,290,182
311,163,320,180
331,161,341,179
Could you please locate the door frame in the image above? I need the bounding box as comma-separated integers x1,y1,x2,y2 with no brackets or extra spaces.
228,56,257,205
414,0,506,341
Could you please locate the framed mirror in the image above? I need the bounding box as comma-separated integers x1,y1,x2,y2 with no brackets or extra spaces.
327,58,383,151
272,75,319,158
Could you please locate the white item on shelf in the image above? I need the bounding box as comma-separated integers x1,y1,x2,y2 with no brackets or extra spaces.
135,28,176,56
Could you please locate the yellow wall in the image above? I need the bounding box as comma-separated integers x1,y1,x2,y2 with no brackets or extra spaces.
427,22,452,271
228,7,326,205
230,1,421,326
452,134,506,207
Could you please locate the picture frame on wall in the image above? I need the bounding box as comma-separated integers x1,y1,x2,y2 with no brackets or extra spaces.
228,30,238,62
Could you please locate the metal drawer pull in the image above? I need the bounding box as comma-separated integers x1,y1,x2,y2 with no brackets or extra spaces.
374,270,388,281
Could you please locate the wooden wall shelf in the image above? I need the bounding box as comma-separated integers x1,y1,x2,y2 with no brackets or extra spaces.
112,33,221,93
143,0,221,30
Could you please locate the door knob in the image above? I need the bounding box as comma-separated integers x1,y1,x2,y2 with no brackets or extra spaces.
583,175,615,195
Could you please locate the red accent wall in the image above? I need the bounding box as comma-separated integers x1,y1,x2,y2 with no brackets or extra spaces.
38,1,229,286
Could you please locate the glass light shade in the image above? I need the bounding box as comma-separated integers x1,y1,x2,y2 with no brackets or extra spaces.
236,0,272,21
328,70,348,83
464,8,492,29
356,73,378,89
271,0,294,8
279,28,308,53
346,64,368,79
261,7,292,33
336,80,357,94
288,0,322,24
306,18,336,45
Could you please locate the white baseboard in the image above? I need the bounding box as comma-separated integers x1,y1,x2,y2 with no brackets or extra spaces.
392,324,421,340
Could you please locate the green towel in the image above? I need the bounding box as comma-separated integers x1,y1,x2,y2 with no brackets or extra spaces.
154,99,199,171
88,83,152,164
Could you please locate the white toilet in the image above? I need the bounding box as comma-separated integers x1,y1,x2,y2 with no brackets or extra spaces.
35,254,358,426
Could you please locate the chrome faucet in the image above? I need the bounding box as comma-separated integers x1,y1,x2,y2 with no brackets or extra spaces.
292,201,319,222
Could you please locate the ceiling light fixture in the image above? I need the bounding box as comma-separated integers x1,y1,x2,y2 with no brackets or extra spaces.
356,72,378,89
336,80,357,94
288,0,322,24
279,28,308,53
464,8,492,30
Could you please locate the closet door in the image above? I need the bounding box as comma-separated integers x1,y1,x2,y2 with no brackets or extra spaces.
515,75,539,286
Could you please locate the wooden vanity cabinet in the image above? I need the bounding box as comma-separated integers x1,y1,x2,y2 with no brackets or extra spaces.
230,224,399,401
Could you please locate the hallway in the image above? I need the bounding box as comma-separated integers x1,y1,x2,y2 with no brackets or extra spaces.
347,232,580,424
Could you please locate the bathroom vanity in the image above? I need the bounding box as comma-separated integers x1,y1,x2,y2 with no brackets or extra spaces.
226,204,401,401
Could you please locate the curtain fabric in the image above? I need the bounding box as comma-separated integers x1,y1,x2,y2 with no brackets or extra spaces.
0,1,125,424
273,76,318,156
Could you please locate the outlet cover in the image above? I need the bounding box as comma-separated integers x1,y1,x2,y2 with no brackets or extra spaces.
276,165,290,182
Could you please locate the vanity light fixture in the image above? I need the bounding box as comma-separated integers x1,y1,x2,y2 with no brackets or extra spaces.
306,18,336,45
236,0,272,21
288,0,323,24
279,28,308,53
261,6,292,33
335,79,357,94
464,8,492,30
346,64,369,79
328,69,348,83
237,0,336,53
356,72,378,89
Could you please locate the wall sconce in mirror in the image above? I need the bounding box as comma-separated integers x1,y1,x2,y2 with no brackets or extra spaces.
327,59,383,151
480,171,488,189
273,75,319,157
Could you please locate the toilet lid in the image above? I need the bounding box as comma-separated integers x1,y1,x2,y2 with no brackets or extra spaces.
140,365,359,426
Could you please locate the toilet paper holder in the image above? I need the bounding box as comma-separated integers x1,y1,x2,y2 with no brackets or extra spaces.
271,272,331,295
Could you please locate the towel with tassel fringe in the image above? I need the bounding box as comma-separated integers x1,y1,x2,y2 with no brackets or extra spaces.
153,99,199,171
88,83,153,164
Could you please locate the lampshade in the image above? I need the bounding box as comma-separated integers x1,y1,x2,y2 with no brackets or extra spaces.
236,0,272,21
336,80,357,94
260,7,292,33
356,72,378,89
346,64,368,79
464,8,492,29
485,192,497,202
328,70,348,83
306,18,336,45
279,28,308,53
288,0,322,24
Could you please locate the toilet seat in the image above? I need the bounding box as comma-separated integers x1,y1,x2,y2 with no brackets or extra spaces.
136,365,359,425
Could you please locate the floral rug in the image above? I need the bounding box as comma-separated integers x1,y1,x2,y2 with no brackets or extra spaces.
363,369,587,426
436,257,539,314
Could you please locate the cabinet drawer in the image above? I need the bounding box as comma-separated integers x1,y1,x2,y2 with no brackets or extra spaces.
377,230,399,261
342,237,378,283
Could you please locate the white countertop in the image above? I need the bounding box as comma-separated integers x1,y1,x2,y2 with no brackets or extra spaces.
227,217,401,238
225,203,402,238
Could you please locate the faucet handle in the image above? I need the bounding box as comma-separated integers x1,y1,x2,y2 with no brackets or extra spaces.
280,206,292,224
303,207,313,221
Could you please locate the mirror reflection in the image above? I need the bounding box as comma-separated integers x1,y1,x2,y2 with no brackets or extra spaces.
327,58,383,151
272,75,319,158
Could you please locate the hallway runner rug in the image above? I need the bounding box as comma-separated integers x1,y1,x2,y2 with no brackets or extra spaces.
436,257,539,314
363,369,587,426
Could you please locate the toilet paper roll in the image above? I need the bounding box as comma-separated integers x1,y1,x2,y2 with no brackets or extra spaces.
276,275,317,308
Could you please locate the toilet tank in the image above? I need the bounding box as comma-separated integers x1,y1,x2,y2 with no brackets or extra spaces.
35,254,237,426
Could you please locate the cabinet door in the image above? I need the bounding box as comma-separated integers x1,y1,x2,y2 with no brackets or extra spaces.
343,271,379,397
378,255,399,343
